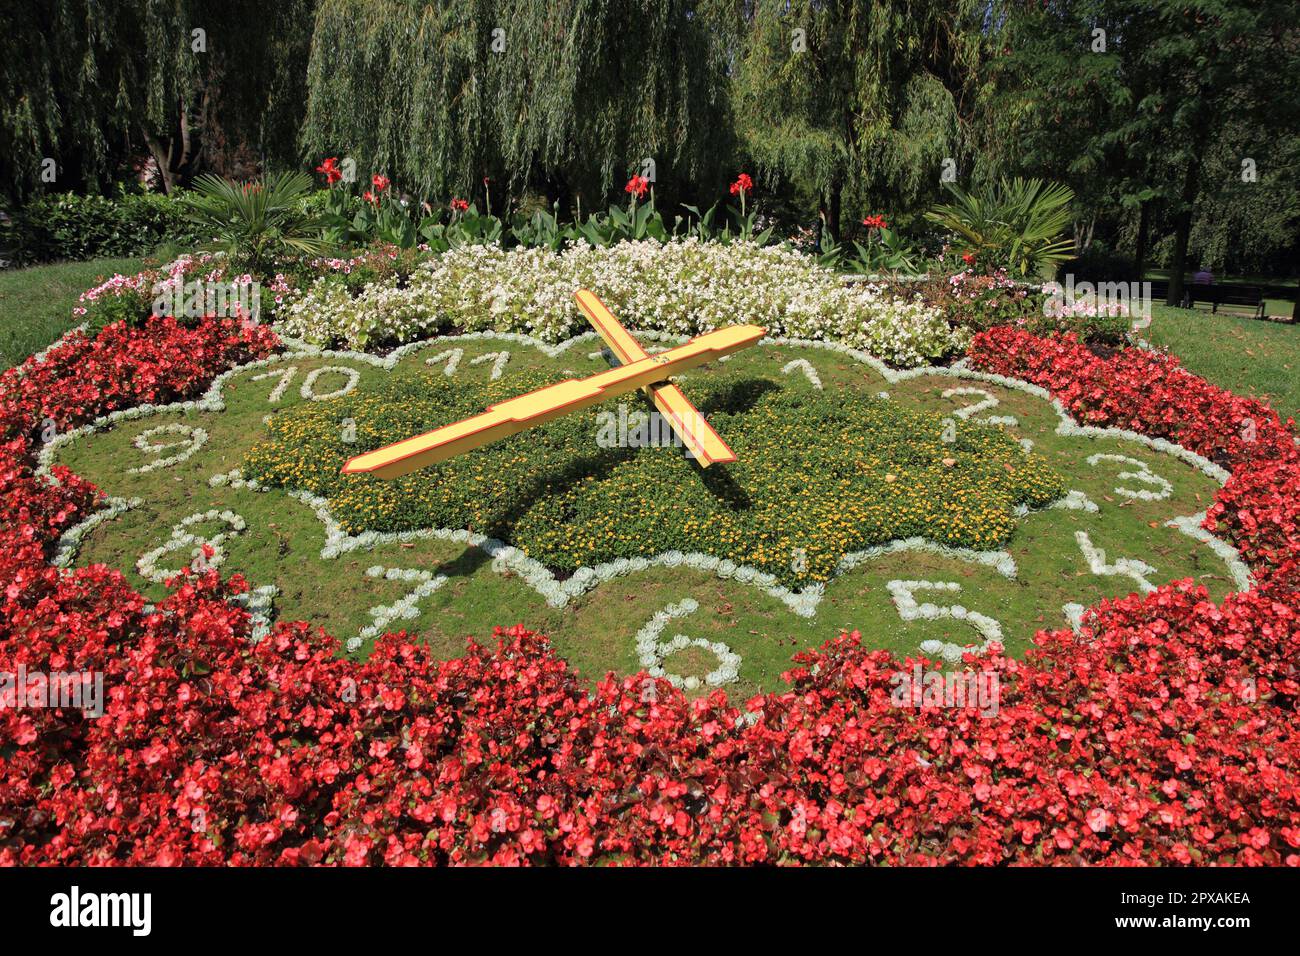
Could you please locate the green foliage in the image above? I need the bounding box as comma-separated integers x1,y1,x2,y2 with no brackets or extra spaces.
245,367,1064,588
849,228,922,275
732,1,983,231
421,206,505,252
0,0,314,199
508,205,570,252
12,192,201,264
979,1,1300,297
301,0,733,205
925,178,1075,279
183,172,333,274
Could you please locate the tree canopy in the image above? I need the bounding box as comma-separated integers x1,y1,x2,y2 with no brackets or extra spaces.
0,0,313,198
2,0,1296,282
300,0,735,209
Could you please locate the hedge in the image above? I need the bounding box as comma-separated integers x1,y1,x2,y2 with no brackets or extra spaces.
8,192,203,264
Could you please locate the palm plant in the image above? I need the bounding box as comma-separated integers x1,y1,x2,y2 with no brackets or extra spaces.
183,171,333,275
925,178,1075,279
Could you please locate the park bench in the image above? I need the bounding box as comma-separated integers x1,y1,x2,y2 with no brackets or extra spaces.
1182,283,1266,319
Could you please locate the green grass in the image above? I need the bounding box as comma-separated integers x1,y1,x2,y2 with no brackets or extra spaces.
54,338,1232,696
1145,304,1300,423
0,257,146,369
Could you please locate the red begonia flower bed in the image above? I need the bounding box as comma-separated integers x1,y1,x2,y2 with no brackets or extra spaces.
1,320,1297,865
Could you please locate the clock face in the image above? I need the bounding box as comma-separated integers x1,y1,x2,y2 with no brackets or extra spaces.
51,329,1235,699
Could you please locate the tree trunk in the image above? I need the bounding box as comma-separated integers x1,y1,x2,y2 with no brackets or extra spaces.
1134,200,1150,281
828,178,843,240
1166,159,1202,308
144,134,177,194
142,91,209,194
1075,217,1095,254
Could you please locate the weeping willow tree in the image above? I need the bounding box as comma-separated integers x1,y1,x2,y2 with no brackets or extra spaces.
730,0,983,234
0,0,314,200
300,0,734,208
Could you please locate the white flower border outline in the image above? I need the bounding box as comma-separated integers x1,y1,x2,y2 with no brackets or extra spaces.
39,323,1254,653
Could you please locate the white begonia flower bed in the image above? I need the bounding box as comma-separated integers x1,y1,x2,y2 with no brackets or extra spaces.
275,239,966,368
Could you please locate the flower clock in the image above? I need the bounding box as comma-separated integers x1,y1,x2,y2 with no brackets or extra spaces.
1,257,1297,866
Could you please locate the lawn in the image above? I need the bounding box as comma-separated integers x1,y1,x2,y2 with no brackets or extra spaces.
1145,303,1300,423
52,334,1231,697
0,257,145,369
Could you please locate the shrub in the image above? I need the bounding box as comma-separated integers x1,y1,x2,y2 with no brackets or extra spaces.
921,268,1130,346
13,191,202,263
182,172,333,276
925,178,1075,280
917,269,1043,334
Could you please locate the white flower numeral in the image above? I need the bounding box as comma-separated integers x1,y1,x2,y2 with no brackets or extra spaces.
425,348,464,376
469,350,511,380
349,566,449,652
781,359,823,389
129,422,208,474
634,598,741,690
300,366,360,401
1075,530,1157,593
941,387,1018,427
1085,453,1172,501
137,510,247,583
252,365,298,403
886,579,1004,663
250,364,360,403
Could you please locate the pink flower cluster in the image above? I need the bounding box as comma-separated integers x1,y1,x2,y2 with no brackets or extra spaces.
71,255,217,318
0,319,1296,865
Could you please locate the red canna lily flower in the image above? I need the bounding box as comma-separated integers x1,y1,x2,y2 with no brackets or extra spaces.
371,174,390,191
624,174,649,198
862,214,888,230
315,157,342,186
729,173,754,196
450,198,469,213
962,251,976,264
363,190,378,206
